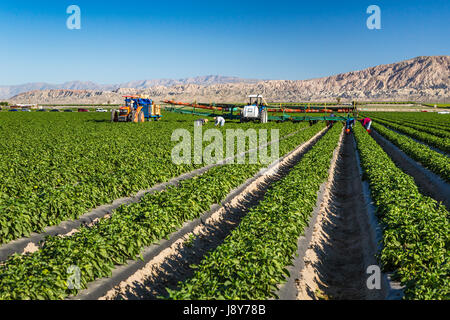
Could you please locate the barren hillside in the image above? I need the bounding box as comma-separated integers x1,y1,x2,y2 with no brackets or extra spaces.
8,56,449,104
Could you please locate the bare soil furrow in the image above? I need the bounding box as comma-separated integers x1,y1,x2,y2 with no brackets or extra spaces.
297,133,385,300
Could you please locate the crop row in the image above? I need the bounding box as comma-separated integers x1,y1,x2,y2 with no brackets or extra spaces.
400,119,450,133
371,122,449,183
0,112,307,245
365,111,450,133
354,123,449,300
372,118,450,154
364,112,450,130
0,122,326,299
369,115,450,139
167,124,342,299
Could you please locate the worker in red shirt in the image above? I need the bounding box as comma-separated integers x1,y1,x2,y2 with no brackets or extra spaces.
360,117,372,131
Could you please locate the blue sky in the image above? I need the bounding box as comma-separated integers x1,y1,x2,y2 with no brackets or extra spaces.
0,0,449,85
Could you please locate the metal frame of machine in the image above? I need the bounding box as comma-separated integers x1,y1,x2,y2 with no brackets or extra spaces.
163,95,358,124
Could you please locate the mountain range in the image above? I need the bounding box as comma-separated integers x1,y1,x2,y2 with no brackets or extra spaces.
0,76,261,100
5,56,450,104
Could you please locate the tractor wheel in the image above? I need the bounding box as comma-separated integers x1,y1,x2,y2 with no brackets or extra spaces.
260,109,268,123
131,110,137,123
138,111,144,123
111,109,118,122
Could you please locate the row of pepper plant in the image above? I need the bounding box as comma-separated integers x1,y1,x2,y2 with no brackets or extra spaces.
354,123,449,300
371,122,449,183
0,112,306,245
0,121,326,300
369,117,450,154
367,114,450,139
167,124,342,299
364,112,450,131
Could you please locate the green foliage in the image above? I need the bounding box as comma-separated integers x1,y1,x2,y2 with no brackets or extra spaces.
364,111,450,131
370,118,450,153
168,124,342,300
354,123,450,300
382,119,450,138
371,122,450,182
0,112,310,244
0,119,325,300
366,113,450,137
0,112,195,244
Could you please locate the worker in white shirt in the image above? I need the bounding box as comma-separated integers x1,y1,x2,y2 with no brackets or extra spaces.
214,116,225,127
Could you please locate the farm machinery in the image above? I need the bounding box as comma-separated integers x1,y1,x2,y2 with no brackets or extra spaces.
240,94,269,123
163,95,358,124
111,95,162,122
163,95,272,123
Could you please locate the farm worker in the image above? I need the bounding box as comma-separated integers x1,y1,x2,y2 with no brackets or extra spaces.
360,117,372,131
327,113,337,127
345,116,355,132
214,116,225,127
199,118,209,125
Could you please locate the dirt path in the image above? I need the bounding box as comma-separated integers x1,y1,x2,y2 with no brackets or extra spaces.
371,130,450,210
297,134,384,300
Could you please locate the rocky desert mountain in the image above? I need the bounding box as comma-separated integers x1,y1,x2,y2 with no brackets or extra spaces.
7,56,450,104
0,76,260,100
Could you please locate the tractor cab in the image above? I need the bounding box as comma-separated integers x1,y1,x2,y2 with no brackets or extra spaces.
116,104,133,122
241,94,268,123
118,104,132,117
248,95,263,107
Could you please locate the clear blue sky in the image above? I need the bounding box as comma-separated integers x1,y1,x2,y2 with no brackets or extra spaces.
1,0,449,85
